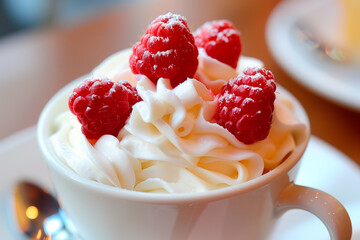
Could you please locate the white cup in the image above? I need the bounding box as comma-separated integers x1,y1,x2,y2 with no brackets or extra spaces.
37,77,352,240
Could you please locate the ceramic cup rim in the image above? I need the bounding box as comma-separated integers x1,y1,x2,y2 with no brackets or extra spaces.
37,75,311,205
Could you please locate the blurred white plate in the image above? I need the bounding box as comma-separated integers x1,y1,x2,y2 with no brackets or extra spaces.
0,127,359,239
266,0,360,112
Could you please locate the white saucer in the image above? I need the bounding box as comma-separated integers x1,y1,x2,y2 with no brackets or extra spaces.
266,0,360,112
0,127,359,239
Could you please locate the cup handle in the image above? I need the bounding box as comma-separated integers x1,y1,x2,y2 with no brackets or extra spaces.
276,182,352,240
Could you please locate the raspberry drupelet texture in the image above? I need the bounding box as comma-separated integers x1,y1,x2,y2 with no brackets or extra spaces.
68,78,141,140
194,20,241,68
129,12,199,88
216,67,276,144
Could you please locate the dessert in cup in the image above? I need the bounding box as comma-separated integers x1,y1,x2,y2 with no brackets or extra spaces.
38,13,352,240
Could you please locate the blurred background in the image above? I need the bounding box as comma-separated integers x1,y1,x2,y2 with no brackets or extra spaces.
0,0,137,37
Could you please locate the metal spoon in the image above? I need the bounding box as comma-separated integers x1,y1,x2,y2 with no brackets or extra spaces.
11,181,75,239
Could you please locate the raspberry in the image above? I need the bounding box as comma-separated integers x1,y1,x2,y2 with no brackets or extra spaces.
129,12,198,87
216,67,276,144
68,78,141,139
194,20,241,68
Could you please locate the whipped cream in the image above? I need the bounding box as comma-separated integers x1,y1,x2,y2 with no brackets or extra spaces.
49,48,307,193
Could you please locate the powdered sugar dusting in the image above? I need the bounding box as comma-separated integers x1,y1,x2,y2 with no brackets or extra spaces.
154,49,174,57
156,12,188,30
218,31,229,43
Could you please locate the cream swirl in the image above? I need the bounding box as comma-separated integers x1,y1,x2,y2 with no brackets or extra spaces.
49,48,308,193
195,48,263,94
